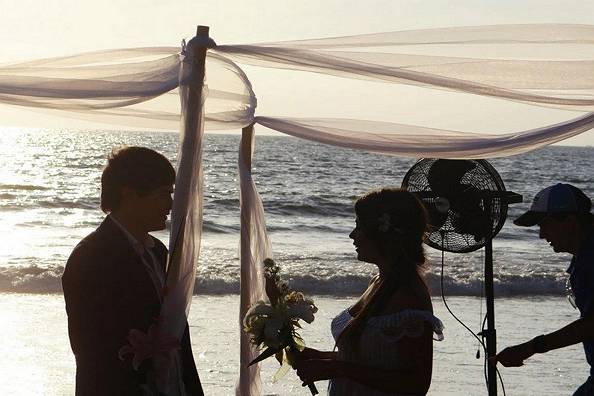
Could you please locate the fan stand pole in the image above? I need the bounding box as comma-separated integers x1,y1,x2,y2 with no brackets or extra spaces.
484,237,498,395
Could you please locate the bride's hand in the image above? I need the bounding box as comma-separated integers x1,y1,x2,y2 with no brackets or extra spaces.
295,358,344,383
298,347,329,361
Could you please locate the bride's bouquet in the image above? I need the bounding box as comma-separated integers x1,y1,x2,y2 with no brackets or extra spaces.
243,258,319,395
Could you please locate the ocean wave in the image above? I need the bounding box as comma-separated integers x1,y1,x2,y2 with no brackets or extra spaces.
204,198,239,208
0,193,17,200
202,221,238,234
0,184,50,191
37,199,98,210
0,265,64,293
0,264,566,296
264,198,352,218
201,219,344,235
2,199,99,211
425,272,565,296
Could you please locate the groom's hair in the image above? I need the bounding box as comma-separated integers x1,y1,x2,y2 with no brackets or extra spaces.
100,146,175,213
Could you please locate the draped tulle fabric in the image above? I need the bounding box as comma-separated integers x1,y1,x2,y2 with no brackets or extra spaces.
163,44,204,338
0,47,255,130
254,113,594,159
236,126,272,396
160,44,206,394
2,24,594,396
2,24,594,147
215,45,594,111
254,24,594,48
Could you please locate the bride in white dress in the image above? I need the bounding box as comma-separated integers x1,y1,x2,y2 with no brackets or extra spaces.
296,188,443,395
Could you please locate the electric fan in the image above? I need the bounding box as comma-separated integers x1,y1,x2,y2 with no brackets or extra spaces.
402,158,522,396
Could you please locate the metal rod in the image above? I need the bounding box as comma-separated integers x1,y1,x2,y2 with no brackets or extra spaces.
484,237,497,395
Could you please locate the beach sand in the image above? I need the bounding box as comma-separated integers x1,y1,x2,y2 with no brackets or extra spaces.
0,294,586,395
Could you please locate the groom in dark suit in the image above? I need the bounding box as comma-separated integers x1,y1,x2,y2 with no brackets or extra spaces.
62,146,203,396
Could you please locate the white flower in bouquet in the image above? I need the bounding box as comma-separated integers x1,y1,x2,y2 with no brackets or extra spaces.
286,292,317,324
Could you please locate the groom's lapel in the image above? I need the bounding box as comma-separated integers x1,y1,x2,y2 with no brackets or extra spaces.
96,217,136,258
96,217,162,304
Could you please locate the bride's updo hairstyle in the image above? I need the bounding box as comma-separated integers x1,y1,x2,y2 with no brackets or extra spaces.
355,188,429,283
339,188,430,349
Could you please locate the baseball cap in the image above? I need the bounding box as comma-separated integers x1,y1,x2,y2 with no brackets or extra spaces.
514,183,592,227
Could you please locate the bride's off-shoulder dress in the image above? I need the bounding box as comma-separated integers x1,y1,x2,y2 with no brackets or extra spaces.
328,308,444,396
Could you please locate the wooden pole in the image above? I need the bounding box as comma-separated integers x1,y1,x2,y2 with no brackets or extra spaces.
167,25,210,287
240,126,254,170
239,123,254,315
239,124,255,396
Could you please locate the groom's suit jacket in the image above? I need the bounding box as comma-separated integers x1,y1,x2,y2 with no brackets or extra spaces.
62,216,203,396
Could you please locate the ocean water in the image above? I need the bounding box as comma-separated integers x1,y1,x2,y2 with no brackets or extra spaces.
1,128,593,395
1,128,593,296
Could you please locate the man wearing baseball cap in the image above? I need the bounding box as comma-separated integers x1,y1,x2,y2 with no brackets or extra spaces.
492,183,594,395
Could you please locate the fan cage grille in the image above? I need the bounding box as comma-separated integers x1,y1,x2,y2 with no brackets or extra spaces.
402,158,508,253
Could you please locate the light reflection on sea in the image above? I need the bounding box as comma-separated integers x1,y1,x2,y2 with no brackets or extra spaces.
0,128,592,296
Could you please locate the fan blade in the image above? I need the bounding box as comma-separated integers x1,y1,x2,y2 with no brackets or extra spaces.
451,207,493,242
446,184,493,241
448,184,481,212
427,159,476,198
425,202,448,231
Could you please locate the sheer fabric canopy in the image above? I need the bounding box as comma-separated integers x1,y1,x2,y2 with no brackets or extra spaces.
2,24,594,396
2,24,594,156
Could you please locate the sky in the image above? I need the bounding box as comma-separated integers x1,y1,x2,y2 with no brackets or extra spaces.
1,0,594,145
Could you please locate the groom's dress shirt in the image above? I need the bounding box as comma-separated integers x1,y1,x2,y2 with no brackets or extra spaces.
62,216,203,396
